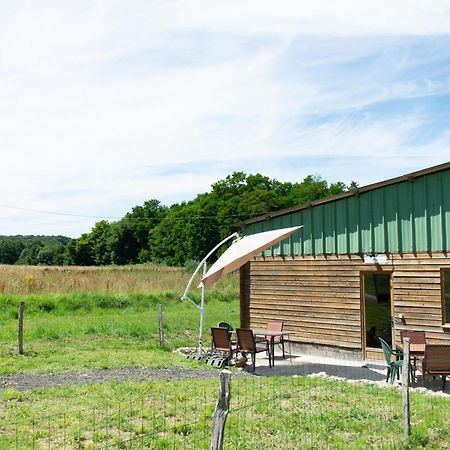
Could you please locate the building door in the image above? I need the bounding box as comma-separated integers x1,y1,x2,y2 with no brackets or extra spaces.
362,273,393,357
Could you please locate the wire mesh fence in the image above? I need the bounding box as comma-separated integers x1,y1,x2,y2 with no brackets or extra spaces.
1,300,450,449
224,373,405,449
220,344,449,449
2,359,449,449
3,382,216,449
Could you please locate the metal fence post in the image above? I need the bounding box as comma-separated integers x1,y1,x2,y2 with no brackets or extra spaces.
18,302,25,355
158,304,164,347
211,369,231,450
402,337,411,438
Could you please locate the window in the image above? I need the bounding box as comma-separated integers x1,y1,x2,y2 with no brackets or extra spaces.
443,270,450,325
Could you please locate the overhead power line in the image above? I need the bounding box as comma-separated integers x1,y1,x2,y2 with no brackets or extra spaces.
0,202,269,222
0,203,121,220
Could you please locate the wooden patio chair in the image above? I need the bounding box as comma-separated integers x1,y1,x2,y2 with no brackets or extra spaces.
421,344,450,390
266,321,285,358
210,327,237,364
236,328,272,371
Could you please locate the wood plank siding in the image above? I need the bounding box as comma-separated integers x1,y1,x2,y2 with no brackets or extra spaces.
240,253,450,352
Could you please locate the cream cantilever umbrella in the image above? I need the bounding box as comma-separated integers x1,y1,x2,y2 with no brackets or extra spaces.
182,225,302,356
200,225,302,287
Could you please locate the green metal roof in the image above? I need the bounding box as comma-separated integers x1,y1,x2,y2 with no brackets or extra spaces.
240,162,450,256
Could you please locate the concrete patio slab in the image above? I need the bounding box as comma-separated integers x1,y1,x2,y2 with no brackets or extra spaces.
238,348,450,396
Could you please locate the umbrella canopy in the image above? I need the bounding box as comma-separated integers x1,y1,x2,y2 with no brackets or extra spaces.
200,226,302,287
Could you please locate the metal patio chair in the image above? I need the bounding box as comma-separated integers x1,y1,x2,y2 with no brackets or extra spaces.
236,328,272,371
209,327,238,368
266,321,285,358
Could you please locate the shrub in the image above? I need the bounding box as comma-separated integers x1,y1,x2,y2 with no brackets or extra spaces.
37,299,57,312
65,295,93,312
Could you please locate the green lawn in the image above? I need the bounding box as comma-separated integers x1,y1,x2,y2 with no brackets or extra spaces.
1,376,449,449
0,292,239,373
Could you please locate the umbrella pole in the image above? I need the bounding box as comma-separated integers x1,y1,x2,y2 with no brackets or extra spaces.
198,261,207,356
180,232,240,357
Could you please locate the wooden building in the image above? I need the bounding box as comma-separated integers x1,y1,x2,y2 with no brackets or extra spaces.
237,162,450,360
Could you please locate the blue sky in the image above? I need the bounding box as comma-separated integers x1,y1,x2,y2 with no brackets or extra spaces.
0,1,449,237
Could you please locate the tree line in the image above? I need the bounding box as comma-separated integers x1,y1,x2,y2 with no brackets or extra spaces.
0,172,356,267
0,235,69,265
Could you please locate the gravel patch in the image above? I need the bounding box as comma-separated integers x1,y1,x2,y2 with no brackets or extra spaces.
0,367,249,392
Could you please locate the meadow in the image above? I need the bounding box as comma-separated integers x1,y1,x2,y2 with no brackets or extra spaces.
0,264,449,448
0,263,232,295
0,264,239,373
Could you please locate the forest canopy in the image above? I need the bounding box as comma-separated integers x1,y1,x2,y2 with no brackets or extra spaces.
0,172,356,267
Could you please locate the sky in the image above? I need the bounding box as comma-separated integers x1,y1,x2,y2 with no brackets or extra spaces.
1,1,450,238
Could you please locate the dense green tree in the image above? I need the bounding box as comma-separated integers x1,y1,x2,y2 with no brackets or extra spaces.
125,200,167,250
150,196,220,266
108,199,167,264
52,244,69,265
65,221,113,266
0,240,25,264
90,220,114,265
36,246,57,265
0,236,69,265
148,172,356,266
16,242,44,265
109,221,139,265
66,234,95,266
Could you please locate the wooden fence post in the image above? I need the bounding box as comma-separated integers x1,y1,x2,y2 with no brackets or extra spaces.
158,304,164,347
18,302,25,355
211,369,231,450
402,337,410,438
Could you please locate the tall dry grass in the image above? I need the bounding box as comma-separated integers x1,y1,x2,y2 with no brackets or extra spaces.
0,264,238,295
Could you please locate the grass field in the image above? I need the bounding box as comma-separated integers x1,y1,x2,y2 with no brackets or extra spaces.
0,263,239,295
0,292,240,373
0,264,240,373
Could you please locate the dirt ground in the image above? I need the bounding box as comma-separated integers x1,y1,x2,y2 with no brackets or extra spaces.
0,367,247,392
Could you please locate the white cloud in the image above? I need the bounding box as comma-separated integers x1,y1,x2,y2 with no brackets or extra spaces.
0,1,449,236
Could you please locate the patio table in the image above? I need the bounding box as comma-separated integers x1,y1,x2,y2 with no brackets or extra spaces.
396,343,425,385
396,343,425,362
252,328,292,366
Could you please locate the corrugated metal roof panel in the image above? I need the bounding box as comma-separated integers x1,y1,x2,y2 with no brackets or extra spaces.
428,172,443,251
324,201,335,253
359,193,372,253
413,176,428,250
243,165,450,255
313,205,324,254
347,196,359,253
336,200,347,253
302,209,313,255
384,184,399,252
397,181,413,252
443,171,450,251
372,189,385,253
